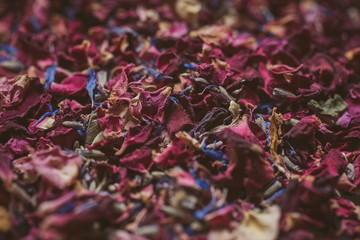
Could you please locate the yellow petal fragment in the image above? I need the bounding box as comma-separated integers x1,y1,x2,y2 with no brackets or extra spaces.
269,107,283,165
0,206,11,232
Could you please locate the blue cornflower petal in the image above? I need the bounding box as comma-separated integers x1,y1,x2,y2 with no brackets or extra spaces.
169,96,179,104
0,43,17,55
86,69,97,106
183,63,196,70
202,85,220,93
194,187,217,220
66,7,75,21
44,64,57,89
265,121,270,147
157,75,173,80
30,16,41,32
189,168,210,190
34,112,53,126
201,140,228,163
266,189,285,202
143,65,157,78
0,57,12,62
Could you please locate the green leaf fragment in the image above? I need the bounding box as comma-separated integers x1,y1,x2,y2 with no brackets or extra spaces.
307,94,347,118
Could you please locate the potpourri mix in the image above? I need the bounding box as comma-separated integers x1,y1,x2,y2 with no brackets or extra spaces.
1,0,360,239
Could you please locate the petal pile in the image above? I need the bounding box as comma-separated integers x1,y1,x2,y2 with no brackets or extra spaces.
1,0,360,239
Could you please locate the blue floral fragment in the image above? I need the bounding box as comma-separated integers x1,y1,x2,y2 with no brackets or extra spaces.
86,69,97,107
201,139,228,165
44,64,57,89
0,43,17,55
194,187,217,219
143,65,173,80
34,104,60,126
